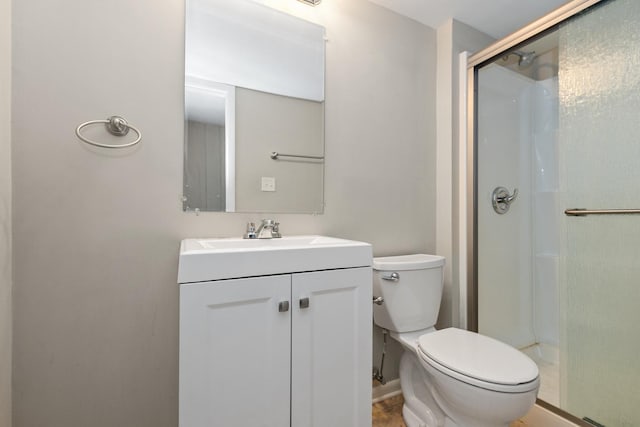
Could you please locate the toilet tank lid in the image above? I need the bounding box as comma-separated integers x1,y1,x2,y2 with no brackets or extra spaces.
373,254,445,271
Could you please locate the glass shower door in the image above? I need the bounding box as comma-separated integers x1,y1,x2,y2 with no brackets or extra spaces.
559,0,640,424
475,0,640,424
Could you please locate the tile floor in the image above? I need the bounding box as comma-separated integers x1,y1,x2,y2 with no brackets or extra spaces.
372,394,405,427
372,394,528,427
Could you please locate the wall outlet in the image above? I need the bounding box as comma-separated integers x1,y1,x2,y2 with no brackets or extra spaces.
261,177,276,192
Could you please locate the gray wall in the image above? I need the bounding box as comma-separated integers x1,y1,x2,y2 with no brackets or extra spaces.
11,0,436,426
435,19,493,329
0,0,11,423
447,20,494,326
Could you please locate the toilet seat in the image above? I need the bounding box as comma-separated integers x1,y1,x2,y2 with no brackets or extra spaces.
417,328,539,393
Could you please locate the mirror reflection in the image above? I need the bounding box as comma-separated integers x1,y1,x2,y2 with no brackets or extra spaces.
184,0,326,213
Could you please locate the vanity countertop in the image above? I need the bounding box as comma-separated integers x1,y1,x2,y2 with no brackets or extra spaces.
178,235,372,283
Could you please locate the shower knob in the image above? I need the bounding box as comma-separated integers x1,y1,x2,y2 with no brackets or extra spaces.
492,187,518,214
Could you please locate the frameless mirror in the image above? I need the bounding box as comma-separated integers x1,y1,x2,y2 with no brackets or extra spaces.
184,0,326,213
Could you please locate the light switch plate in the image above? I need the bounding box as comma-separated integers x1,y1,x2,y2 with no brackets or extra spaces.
261,177,276,192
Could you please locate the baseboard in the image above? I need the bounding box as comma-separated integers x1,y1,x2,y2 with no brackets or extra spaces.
372,378,402,403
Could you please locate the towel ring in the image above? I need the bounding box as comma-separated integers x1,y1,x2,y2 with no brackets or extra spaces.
75,116,142,149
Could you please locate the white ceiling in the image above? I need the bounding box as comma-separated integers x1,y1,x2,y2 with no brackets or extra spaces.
367,0,572,39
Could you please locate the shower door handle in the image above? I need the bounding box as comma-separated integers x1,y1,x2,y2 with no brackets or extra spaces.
492,187,518,214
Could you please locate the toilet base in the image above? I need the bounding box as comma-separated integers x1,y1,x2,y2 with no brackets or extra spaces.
399,351,444,427
403,403,511,427
398,347,535,427
402,404,427,427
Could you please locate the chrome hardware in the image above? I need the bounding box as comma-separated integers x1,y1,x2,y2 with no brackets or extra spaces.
565,208,640,216
372,296,384,305
372,328,388,385
299,297,310,309
256,219,281,239
243,222,257,239
492,186,518,214
382,272,400,282
105,116,130,136
75,115,142,149
297,0,321,6
270,151,324,161
278,301,290,313
271,222,281,238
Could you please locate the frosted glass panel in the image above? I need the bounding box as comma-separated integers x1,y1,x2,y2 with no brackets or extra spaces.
559,0,640,424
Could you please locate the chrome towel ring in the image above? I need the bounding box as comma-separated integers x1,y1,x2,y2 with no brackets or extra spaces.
75,116,142,149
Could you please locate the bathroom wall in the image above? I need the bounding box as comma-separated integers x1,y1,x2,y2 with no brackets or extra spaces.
11,0,436,425
435,19,493,329
477,65,536,349
0,0,11,424
532,77,559,349
476,64,560,353
476,63,561,354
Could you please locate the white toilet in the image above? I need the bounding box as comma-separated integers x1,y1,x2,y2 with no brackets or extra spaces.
373,254,539,427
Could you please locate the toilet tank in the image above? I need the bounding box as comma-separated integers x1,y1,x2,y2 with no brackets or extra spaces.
372,254,445,333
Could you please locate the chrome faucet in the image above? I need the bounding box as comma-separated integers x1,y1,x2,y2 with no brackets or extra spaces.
255,219,281,239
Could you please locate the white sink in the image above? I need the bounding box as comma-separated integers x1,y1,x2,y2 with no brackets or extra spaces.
178,235,372,283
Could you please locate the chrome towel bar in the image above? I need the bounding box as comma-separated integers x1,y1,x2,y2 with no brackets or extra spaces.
270,151,324,160
565,208,640,216
76,116,142,149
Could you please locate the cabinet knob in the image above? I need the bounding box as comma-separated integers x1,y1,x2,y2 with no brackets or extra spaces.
278,301,290,312
299,297,310,309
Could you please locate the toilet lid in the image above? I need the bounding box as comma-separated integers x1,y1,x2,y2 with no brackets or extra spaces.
417,328,539,386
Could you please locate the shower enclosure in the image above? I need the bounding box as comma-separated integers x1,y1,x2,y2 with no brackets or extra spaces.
466,0,640,425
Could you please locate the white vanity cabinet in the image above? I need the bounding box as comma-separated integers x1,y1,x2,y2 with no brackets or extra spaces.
179,274,292,427
178,236,372,427
290,268,371,427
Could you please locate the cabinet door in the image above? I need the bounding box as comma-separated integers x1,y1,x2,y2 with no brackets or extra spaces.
180,275,291,427
291,268,372,427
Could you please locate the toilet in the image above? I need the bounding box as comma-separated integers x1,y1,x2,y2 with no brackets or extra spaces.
373,254,539,427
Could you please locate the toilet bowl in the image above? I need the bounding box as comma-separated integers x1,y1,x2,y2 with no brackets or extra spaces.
373,254,539,427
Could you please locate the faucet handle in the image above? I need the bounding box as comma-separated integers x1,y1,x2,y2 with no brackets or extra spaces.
243,222,257,239
272,222,282,238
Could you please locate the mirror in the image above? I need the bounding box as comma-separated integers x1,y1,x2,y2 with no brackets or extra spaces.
184,0,326,213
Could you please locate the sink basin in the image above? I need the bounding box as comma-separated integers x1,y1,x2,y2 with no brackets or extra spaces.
178,235,372,283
